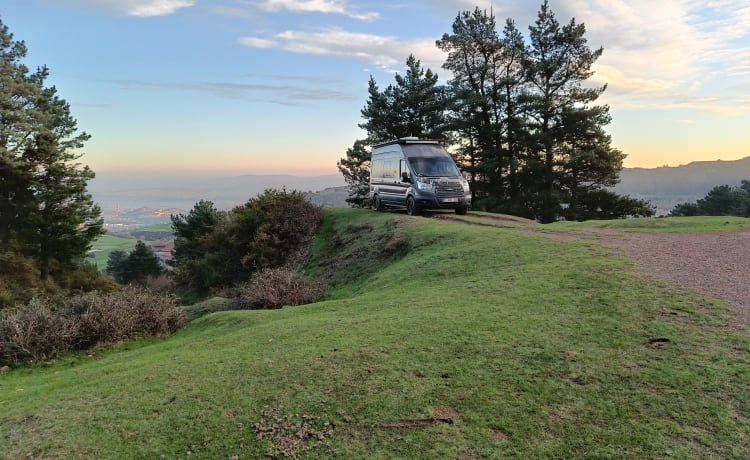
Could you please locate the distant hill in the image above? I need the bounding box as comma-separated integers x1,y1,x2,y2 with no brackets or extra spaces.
88,158,750,223
89,172,347,210
615,157,750,215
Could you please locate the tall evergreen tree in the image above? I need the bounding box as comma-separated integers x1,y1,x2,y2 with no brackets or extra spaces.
437,10,529,214
0,18,102,278
22,87,102,280
525,0,622,222
0,20,43,245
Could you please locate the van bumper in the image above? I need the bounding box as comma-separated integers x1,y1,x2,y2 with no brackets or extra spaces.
413,192,472,210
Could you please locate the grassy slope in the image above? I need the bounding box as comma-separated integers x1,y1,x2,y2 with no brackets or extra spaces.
88,224,175,271
2,210,749,458
87,235,138,271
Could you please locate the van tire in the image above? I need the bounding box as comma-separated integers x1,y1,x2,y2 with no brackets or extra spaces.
372,195,383,211
406,196,419,216
455,205,468,215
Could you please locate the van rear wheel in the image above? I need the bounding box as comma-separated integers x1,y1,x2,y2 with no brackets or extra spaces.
372,195,383,211
406,196,419,216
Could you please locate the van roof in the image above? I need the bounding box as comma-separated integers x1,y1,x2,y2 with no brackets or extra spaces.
373,137,440,148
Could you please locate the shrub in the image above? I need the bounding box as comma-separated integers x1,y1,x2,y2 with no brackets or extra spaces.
56,262,120,293
142,274,175,293
0,250,39,310
63,288,186,348
232,268,326,310
0,299,74,364
171,190,325,295
0,288,186,366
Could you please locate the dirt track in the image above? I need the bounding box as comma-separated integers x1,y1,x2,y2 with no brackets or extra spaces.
601,229,750,332
433,212,750,333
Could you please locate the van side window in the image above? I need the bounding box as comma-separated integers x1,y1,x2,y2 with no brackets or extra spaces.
383,159,397,178
372,159,383,178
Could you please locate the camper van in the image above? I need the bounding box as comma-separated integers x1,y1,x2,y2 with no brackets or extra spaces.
369,137,471,216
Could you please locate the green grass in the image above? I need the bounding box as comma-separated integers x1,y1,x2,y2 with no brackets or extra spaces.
135,223,173,232
551,215,750,232
2,209,749,458
86,234,139,270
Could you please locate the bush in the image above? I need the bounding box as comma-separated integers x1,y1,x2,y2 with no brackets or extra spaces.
0,299,74,364
232,268,326,310
63,288,186,349
56,262,120,293
171,190,325,295
0,288,186,366
0,250,40,310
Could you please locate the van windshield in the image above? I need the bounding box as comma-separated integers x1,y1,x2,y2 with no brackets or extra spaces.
408,156,461,177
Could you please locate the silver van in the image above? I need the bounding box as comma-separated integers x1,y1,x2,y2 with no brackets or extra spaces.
369,137,471,216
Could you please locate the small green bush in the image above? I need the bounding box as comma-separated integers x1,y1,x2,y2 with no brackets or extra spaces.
232,268,326,310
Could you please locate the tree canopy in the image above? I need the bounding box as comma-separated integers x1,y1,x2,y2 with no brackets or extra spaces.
670,181,750,217
0,17,103,282
338,2,653,221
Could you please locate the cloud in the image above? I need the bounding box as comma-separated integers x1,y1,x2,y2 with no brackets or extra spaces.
112,78,357,106
126,0,195,16
245,0,380,21
52,0,196,16
239,27,447,73
238,37,279,49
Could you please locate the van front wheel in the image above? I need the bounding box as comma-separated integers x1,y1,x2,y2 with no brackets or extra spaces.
372,195,383,211
406,196,419,216
455,205,468,215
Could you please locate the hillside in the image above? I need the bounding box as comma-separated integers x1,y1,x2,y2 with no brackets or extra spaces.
2,210,749,458
615,156,750,214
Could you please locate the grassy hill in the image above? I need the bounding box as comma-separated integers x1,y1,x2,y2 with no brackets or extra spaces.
2,210,749,458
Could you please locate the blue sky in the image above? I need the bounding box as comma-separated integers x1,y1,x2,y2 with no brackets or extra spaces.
3,0,749,174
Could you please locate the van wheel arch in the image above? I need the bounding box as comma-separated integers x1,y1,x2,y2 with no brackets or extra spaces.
406,196,419,216
372,194,384,211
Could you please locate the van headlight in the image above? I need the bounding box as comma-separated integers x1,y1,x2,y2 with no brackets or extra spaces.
416,180,434,192
461,179,470,193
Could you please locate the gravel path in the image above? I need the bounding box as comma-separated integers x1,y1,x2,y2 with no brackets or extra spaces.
599,229,750,332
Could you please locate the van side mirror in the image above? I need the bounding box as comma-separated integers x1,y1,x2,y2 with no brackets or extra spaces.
401,172,410,182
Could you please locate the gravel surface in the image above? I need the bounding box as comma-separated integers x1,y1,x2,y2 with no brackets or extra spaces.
600,230,750,332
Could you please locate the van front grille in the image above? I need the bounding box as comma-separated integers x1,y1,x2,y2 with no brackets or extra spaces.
435,182,464,197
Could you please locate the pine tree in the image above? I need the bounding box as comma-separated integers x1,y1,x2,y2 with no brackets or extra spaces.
525,0,621,222
0,18,103,279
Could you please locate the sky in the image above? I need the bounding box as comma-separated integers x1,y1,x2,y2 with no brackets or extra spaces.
2,0,749,175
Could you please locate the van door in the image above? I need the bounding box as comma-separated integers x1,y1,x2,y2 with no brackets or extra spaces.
379,158,405,206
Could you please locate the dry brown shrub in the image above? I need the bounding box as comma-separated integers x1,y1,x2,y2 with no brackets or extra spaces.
0,298,74,364
0,288,186,366
142,274,175,293
233,268,325,310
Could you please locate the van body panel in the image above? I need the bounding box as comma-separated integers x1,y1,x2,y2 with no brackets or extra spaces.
369,138,471,214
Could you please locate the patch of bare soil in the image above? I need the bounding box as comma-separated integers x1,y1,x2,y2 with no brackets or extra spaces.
592,229,750,333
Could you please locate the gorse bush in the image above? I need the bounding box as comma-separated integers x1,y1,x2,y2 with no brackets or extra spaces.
0,288,186,366
171,190,325,296
0,250,41,310
232,268,326,310
0,299,72,364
